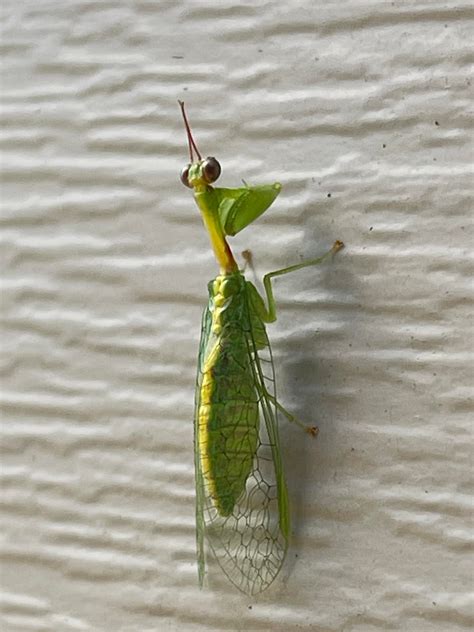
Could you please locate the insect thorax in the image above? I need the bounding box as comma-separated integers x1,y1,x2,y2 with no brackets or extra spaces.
207,271,247,335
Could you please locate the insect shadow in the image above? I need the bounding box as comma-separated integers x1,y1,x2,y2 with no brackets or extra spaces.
267,222,359,579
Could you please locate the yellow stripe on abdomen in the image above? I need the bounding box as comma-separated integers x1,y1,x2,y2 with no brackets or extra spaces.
198,277,226,504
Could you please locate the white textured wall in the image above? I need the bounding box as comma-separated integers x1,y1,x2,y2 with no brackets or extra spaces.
1,2,472,631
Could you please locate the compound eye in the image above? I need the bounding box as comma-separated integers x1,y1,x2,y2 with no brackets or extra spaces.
202,157,221,184
180,164,192,188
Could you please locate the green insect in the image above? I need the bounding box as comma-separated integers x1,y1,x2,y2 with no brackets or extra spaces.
179,101,343,596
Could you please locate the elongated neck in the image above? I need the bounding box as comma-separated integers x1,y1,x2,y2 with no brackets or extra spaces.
195,191,237,274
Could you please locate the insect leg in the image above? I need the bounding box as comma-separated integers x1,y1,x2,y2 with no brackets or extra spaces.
258,384,319,437
261,240,344,323
241,249,255,274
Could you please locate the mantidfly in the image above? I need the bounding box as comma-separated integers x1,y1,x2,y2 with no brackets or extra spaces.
178,101,343,596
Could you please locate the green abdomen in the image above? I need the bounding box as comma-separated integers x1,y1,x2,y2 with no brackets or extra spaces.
198,273,259,516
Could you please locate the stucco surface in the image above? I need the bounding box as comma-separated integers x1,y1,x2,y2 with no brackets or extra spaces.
1,2,473,630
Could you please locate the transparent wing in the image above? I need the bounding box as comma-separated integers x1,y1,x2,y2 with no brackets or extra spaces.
194,302,213,588
193,287,289,596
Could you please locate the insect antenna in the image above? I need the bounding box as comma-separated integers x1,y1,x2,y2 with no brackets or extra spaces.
178,100,202,162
